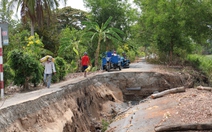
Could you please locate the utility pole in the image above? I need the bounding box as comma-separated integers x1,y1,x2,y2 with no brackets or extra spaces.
0,23,9,99
0,27,4,98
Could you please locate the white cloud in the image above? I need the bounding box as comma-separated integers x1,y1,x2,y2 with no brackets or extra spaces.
60,0,87,11
13,0,88,20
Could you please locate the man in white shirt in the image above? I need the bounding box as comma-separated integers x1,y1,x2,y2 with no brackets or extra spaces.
43,57,56,88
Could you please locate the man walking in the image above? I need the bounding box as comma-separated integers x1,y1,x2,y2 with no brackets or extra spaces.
81,52,90,77
43,56,56,88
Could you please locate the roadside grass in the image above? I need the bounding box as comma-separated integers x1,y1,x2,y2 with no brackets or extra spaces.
186,54,212,85
102,119,110,132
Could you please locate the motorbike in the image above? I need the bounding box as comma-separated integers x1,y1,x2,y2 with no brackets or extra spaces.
120,56,130,68
102,55,122,72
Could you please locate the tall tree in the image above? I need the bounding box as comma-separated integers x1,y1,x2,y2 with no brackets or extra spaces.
9,0,67,35
83,0,135,39
181,0,212,44
134,0,212,64
83,16,124,67
0,0,13,23
56,6,88,30
34,6,89,55
58,27,86,63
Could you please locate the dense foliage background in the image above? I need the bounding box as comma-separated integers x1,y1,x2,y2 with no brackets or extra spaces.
1,0,212,90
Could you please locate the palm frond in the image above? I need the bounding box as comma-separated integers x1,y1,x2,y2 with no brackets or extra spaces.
58,37,72,54
105,29,123,41
111,27,125,35
91,32,97,41
102,16,113,31
106,34,120,43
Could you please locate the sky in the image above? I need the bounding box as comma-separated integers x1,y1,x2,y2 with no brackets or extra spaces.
62,0,137,11
13,0,137,19
12,0,87,19
60,0,87,11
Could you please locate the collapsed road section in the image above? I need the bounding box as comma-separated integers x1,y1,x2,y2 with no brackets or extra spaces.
0,71,193,132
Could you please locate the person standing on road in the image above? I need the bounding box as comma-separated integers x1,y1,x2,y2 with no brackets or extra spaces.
43,57,56,88
81,52,90,77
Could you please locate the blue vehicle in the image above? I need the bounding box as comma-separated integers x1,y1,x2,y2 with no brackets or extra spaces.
120,56,130,68
102,55,122,72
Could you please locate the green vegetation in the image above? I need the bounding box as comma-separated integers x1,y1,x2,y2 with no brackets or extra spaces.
82,16,124,67
1,0,212,90
3,63,14,88
186,54,212,85
52,57,68,83
7,49,43,90
101,119,110,132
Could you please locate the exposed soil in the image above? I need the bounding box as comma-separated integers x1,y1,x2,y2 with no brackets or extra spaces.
2,59,212,132
165,88,212,124
105,62,212,131
60,65,212,132
107,88,212,132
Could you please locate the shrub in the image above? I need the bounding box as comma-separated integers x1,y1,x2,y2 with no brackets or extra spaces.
102,119,109,132
52,57,68,83
186,54,201,69
70,60,78,73
127,50,136,62
3,63,15,88
7,49,43,90
91,66,97,72
186,54,212,85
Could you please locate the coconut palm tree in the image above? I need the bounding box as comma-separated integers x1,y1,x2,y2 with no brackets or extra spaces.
9,0,67,35
83,16,124,67
0,0,13,23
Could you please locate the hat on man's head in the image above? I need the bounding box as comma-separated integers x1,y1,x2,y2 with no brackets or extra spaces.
84,52,87,55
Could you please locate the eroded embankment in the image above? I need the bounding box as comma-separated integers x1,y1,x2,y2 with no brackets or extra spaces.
0,71,193,132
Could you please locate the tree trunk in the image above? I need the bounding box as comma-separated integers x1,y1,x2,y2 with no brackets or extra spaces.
144,46,147,60
197,85,212,91
31,21,35,36
23,78,30,91
169,40,174,65
155,123,212,132
95,37,101,68
151,86,185,99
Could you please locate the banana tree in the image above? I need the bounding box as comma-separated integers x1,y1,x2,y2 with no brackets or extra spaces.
83,16,124,67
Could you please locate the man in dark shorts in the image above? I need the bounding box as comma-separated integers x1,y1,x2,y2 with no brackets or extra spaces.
81,52,90,77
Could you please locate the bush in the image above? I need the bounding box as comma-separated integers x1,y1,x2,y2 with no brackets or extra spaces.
69,60,78,73
91,66,97,72
186,54,202,69
8,49,43,90
101,119,109,132
3,63,15,88
127,50,136,62
52,57,68,83
186,54,212,85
